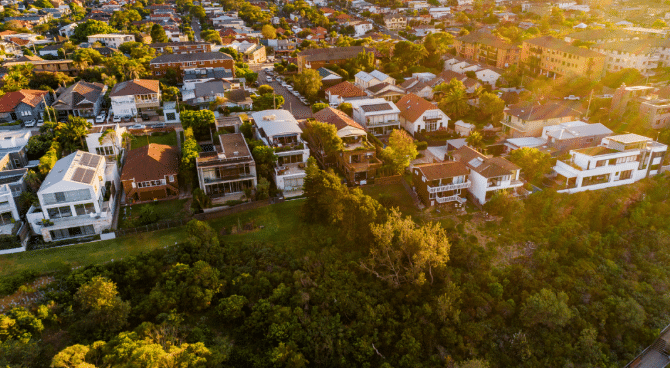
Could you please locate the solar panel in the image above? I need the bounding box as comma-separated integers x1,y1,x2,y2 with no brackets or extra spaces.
71,167,86,183
88,155,102,168
79,153,91,167
82,169,95,184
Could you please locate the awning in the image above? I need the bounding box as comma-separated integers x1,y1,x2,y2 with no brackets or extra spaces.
554,165,577,178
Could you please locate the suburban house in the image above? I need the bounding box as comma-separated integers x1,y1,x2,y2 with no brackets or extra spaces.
241,44,266,63
317,68,343,88
28,151,120,242
251,110,309,196
196,133,256,198
149,52,235,77
349,98,401,136
383,14,407,30
365,83,405,102
312,107,381,184
2,57,78,76
0,131,30,170
553,133,667,194
109,79,161,119
451,145,524,206
38,44,61,58
86,124,127,162
397,93,450,136
412,161,470,207
0,89,51,123
0,175,22,238
454,120,475,137
502,102,582,137
541,121,613,153
121,144,179,202
354,70,395,90
400,78,434,100
325,81,368,106
52,81,107,120
149,41,212,54
86,34,134,48
296,46,376,72
520,36,606,79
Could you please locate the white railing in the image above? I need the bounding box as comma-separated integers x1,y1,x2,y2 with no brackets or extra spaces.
435,195,466,204
428,181,471,193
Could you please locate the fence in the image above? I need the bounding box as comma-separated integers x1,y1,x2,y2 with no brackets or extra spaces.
194,199,273,221
115,219,188,237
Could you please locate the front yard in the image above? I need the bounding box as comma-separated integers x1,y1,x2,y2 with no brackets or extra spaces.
118,199,191,229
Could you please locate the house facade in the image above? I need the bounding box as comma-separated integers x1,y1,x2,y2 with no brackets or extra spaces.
110,79,161,119
312,107,382,184
121,144,179,202
28,151,120,242
349,98,401,136
251,110,309,196
149,41,212,54
196,133,256,197
296,46,375,72
397,93,450,136
149,52,235,77
553,134,667,194
520,36,606,79
502,102,582,137
383,14,406,30
86,125,127,162
87,34,134,48
412,162,470,207
0,89,51,123
52,81,107,120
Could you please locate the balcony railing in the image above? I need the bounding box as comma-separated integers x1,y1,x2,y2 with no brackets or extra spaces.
428,180,471,193
435,195,467,204
203,173,255,184
367,119,399,127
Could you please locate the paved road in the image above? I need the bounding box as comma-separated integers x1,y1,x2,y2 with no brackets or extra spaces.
192,18,201,41
257,68,313,119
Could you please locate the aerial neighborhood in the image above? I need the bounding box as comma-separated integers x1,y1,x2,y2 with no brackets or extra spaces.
3,0,670,365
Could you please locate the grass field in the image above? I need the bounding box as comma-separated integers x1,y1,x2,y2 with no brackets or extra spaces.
130,131,178,150
362,183,419,217
118,199,190,229
0,227,185,278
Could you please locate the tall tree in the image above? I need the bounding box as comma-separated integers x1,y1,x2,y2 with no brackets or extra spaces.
151,23,169,43
261,24,277,39
293,69,322,100
72,276,131,339
381,130,418,174
508,147,552,185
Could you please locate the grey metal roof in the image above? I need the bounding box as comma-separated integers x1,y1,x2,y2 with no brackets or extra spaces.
183,67,233,81
194,80,226,98
150,52,233,64
545,122,612,140
251,110,302,139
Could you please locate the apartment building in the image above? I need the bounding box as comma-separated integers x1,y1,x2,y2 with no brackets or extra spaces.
502,102,582,137
196,133,256,198
639,97,670,129
28,151,120,242
454,32,521,68
521,36,606,78
553,133,667,193
296,46,375,72
149,41,212,54
541,121,613,153
87,34,134,48
349,98,401,136
251,110,310,196
2,58,78,76
149,52,235,77
412,162,470,207
563,29,638,44
611,84,670,129
590,39,669,76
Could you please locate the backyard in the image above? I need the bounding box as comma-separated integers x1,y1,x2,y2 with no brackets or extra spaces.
118,199,191,229
130,131,178,150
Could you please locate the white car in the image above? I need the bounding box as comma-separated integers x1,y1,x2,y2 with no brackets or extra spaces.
128,124,146,130
564,95,580,101
112,115,121,123
286,85,293,91
266,76,272,82
24,120,36,127
292,90,300,97
95,113,106,123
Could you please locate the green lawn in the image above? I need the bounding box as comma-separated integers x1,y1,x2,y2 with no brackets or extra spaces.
130,131,178,150
0,227,186,278
118,199,190,229
362,183,419,217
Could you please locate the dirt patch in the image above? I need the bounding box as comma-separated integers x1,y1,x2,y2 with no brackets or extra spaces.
0,276,55,313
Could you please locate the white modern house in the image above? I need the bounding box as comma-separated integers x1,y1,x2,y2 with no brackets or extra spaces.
87,34,134,48
349,98,401,136
59,23,78,38
397,93,450,136
86,124,127,163
251,110,310,197
553,133,667,193
109,79,161,119
451,146,524,205
28,151,120,242
354,70,395,90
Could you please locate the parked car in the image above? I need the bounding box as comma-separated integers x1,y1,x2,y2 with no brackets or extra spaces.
292,90,301,97
95,113,106,123
286,85,294,91
36,119,44,127
564,95,580,101
300,97,309,105
266,76,272,82
128,124,146,130
24,120,36,127
112,115,121,123
152,123,166,129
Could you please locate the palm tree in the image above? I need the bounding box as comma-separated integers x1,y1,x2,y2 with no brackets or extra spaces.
124,60,143,80
58,116,91,153
466,131,485,151
438,86,470,120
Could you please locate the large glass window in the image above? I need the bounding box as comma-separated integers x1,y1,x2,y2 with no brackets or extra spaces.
47,205,72,219
74,203,96,216
96,146,115,156
0,212,13,225
43,189,92,205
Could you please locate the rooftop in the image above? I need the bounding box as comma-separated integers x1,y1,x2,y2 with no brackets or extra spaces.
525,36,605,58
416,161,468,181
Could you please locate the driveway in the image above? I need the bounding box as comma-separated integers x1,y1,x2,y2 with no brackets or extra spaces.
257,68,312,119
192,19,201,41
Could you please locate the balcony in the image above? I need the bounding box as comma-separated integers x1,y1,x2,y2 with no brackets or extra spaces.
428,180,471,193
203,173,255,184
275,162,306,177
367,119,399,127
435,195,467,204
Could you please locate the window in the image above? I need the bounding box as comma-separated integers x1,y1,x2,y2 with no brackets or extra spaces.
43,189,92,205
50,225,95,240
74,202,96,216
96,146,115,156
0,212,13,225
47,205,72,219
169,175,175,182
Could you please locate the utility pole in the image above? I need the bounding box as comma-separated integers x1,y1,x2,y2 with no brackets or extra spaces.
585,89,594,120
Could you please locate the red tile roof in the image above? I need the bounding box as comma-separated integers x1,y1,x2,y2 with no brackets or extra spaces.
110,79,160,97
121,143,179,182
396,93,440,122
325,81,367,98
0,89,48,113
313,106,364,131
415,161,468,181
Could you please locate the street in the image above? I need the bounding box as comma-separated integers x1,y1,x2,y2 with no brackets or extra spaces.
191,18,201,41
257,68,313,119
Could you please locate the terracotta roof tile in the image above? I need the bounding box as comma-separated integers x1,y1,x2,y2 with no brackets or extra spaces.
110,79,160,97
396,93,439,122
325,81,367,98
415,161,468,181
0,89,48,113
121,143,179,182
313,107,364,131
